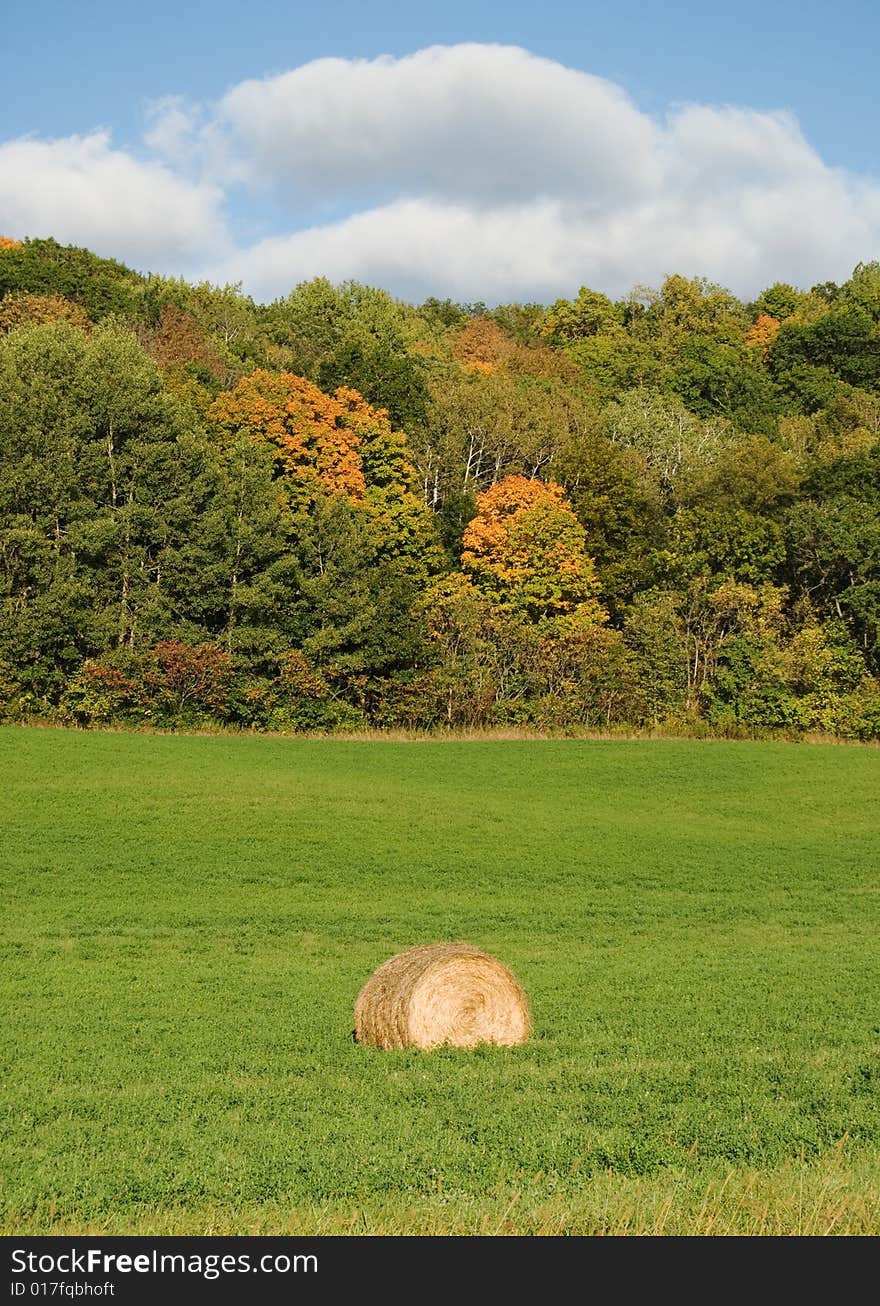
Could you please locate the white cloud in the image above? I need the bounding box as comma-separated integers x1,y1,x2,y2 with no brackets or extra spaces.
215,43,662,209
143,97,202,170
207,173,880,306
3,45,880,302
0,131,229,269
200,45,880,301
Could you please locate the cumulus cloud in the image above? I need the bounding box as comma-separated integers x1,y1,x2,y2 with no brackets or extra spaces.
0,131,229,269
207,171,880,306
4,45,880,302
213,44,662,209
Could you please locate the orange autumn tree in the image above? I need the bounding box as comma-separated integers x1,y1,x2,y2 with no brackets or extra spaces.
453,316,514,374
0,291,91,334
208,369,366,500
746,313,781,355
208,370,443,572
0,236,23,251
332,385,417,494
462,475,606,625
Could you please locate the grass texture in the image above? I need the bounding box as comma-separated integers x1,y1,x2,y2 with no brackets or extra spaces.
1,727,878,1235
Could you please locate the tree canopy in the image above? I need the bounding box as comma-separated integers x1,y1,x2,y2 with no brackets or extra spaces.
1,236,879,737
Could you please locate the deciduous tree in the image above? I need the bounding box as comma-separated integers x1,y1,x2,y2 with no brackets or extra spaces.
462,475,606,625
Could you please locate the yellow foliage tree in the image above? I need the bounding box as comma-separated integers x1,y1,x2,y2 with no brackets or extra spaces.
462,475,606,625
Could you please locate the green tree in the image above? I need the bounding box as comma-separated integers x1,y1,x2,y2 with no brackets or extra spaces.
558,433,665,615
601,387,730,494
541,287,622,342
262,278,414,379
752,282,803,323
634,274,748,355
0,237,144,321
672,337,779,431
769,310,880,404
839,261,880,322
785,495,880,671
317,339,429,431
0,320,218,712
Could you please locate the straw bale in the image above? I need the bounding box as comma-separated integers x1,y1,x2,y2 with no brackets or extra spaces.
354,942,531,1050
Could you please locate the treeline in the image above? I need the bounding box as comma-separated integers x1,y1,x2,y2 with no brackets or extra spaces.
1,236,878,737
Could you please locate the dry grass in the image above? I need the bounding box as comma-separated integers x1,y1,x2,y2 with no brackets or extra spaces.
12,718,879,747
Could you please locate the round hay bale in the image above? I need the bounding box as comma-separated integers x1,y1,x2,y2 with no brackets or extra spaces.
354,942,531,1050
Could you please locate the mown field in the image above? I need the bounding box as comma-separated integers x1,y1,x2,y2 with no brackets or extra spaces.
1,726,879,1235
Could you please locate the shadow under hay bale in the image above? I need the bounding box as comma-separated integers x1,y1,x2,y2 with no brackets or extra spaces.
354,942,531,1050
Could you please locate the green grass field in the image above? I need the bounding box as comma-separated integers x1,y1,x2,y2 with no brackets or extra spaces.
2,726,879,1235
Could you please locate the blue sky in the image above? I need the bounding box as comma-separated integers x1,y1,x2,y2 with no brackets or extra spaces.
2,0,879,302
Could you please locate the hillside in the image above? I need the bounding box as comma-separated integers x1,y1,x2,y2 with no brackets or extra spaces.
1,237,879,737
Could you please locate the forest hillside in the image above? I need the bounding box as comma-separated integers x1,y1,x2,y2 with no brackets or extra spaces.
1,237,878,737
